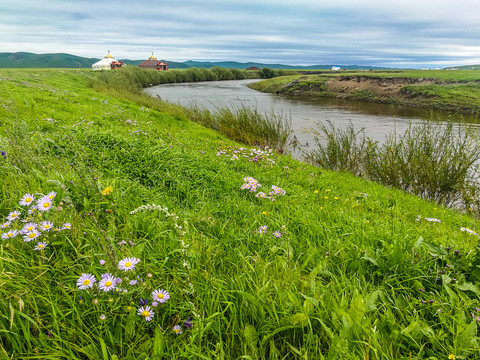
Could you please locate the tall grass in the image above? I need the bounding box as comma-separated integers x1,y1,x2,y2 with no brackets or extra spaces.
306,119,480,212
91,65,292,153
186,104,292,153
90,65,254,95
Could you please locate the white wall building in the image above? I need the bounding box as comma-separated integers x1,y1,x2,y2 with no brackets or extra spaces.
92,51,123,71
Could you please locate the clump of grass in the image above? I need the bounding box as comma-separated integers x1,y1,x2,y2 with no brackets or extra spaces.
304,120,370,176
187,104,292,153
306,119,480,211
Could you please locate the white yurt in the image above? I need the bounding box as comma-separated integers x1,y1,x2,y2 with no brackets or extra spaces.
92,51,123,71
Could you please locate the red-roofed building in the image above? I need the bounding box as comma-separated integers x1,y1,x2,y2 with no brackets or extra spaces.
138,53,168,71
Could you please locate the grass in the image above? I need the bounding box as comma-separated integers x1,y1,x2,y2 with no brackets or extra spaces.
305,119,480,213
0,68,480,359
249,70,480,113
90,66,292,152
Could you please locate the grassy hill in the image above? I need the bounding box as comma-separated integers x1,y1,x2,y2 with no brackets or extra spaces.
0,52,392,70
0,52,99,68
0,68,479,359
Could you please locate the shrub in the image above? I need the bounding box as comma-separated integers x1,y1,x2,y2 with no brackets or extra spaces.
259,67,276,79
306,119,480,210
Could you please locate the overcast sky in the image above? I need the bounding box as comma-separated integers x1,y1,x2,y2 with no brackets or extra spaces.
1,0,480,68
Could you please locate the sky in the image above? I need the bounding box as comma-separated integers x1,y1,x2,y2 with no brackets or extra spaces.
1,0,480,68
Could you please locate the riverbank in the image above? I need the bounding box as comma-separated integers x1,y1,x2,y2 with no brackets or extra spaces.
248,70,480,114
1,68,479,359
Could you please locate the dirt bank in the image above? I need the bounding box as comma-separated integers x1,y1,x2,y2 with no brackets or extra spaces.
325,76,437,99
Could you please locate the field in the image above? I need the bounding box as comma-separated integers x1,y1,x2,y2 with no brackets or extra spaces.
249,70,480,114
1,68,480,359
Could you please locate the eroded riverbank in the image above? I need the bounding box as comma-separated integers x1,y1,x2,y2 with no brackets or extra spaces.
249,72,480,115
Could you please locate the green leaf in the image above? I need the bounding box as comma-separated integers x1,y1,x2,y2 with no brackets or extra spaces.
270,245,281,254
244,325,257,345
457,320,477,349
131,242,146,258
153,328,164,356
78,344,100,360
349,293,366,323
423,241,446,258
362,255,378,266
401,320,420,335
444,285,459,304
365,290,380,311
456,282,480,296
316,318,334,340
441,274,452,285
303,298,315,315
290,312,308,327
99,338,108,360
413,236,424,249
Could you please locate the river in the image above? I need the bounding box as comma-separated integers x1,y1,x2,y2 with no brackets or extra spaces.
145,79,479,155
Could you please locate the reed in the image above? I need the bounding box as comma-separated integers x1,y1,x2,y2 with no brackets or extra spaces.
91,65,255,95
306,118,480,212
186,104,292,153
91,66,291,152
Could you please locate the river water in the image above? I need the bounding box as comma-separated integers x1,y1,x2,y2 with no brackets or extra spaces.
145,79,479,154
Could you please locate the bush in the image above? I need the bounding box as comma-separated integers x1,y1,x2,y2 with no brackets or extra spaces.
259,67,276,79
306,119,480,210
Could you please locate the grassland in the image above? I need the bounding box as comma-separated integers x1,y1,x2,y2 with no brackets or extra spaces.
1,68,480,359
249,70,480,114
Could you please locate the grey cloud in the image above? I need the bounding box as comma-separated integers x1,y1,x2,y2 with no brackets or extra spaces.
1,0,480,68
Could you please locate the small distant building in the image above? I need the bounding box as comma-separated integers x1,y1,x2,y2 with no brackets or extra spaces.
246,66,260,71
92,51,124,71
138,53,168,71
331,66,341,71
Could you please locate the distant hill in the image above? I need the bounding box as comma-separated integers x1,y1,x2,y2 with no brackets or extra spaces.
0,52,99,68
0,52,390,70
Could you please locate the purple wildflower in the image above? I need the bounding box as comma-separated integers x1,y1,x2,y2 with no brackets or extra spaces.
139,298,148,306
184,318,194,329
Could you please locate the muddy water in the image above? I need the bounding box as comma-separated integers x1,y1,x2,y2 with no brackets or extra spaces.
145,79,479,155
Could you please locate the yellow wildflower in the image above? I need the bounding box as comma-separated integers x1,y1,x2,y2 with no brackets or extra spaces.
102,186,113,196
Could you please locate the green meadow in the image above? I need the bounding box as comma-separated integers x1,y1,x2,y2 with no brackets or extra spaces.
1,67,480,359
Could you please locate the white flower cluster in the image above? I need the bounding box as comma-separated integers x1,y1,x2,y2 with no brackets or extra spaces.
216,146,277,165
460,227,478,235
130,204,169,215
1,191,71,250
415,215,441,223
242,177,286,201
241,177,262,192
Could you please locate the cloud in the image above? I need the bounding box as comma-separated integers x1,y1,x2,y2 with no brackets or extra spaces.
1,0,480,67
